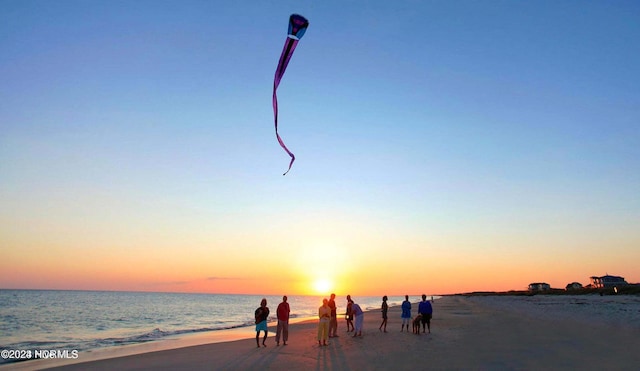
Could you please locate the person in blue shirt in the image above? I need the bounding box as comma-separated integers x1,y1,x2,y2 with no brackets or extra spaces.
418,294,433,333
352,299,364,337
401,295,411,332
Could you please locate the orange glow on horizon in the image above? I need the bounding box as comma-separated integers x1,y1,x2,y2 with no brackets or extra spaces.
2,234,639,296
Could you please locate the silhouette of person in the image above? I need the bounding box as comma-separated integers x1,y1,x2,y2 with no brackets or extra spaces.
318,298,331,346
379,295,388,332
254,298,270,347
345,294,354,332
275,295,290,346
328,293,338,337
401,295,412,332
418,294,433,333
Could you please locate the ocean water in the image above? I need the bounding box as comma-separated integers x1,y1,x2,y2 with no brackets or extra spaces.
0,290,435,364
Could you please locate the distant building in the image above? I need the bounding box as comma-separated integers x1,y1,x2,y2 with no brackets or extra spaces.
590,275,628,288
565,282,583,290
528,282,551,291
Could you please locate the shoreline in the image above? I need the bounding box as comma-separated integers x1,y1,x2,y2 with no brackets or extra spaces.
3,294,639,370
0,292,414,369
0,304,390,371
0,315,321,371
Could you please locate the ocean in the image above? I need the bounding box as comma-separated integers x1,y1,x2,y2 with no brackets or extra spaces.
0,290,437,365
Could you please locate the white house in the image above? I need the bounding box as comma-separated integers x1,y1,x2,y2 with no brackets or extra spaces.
528,282,551,291
590,275,627,288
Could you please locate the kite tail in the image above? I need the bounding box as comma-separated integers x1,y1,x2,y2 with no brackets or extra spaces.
273,37,299,175
277,131,296,176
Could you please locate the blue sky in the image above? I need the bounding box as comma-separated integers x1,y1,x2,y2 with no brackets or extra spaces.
1,0,639,294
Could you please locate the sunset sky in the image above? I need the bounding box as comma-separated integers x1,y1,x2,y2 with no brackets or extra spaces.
2,1,639,296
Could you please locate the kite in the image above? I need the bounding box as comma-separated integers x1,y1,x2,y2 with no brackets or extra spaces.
273,14,309,175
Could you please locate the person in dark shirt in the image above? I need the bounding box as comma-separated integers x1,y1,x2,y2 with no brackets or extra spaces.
345,294,354,332
328,293,338,337
418,294,433,333
379,295,389,332
255,298,270,347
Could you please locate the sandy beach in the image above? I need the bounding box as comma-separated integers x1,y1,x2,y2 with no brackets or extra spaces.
4,295,639,370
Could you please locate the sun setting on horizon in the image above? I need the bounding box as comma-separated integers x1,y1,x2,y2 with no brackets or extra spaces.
288,242,355,296
313,278,333,295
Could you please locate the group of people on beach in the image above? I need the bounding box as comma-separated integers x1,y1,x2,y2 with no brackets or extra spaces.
254,294,433,348
400,294,433,334
318,293,364,345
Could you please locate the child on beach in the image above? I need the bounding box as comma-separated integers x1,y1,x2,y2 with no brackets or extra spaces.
379,296,388,332
255,298,270,347
345,295,354,332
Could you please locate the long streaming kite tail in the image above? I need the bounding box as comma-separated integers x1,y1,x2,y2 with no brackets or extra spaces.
272,85,295,176
273,37,299,175
277,134,296,175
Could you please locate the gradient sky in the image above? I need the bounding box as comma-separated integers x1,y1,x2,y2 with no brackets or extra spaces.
2,0,639,296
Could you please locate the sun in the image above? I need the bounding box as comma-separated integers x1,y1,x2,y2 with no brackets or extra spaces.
293,241,349,295
313,278,333,295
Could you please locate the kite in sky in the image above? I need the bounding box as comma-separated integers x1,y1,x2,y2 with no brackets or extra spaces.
272,14,309,175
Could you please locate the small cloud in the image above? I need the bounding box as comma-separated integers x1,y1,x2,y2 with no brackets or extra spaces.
166,281,190,285
207,276,248,281
145,281,190,287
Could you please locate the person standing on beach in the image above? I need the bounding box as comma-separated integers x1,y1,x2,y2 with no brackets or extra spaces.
401,295,411,332
275,295,290,346
379,296,388,332
345,295,354,332
418,294,433,334
328,293,338,337
318,298,331,346
352,299,364,337
255,298,270,347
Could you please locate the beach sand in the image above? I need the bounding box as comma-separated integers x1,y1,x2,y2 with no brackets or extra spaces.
5,295,640,370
